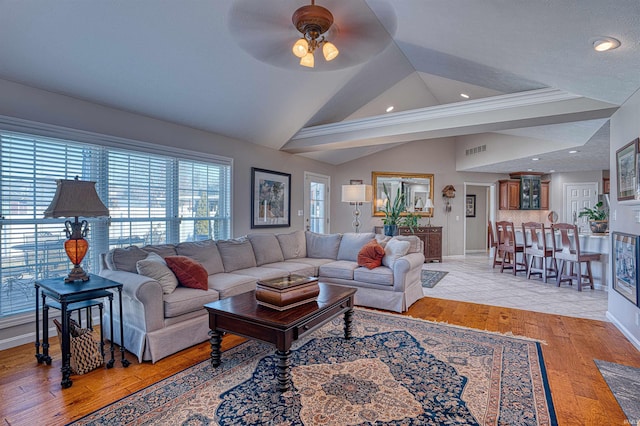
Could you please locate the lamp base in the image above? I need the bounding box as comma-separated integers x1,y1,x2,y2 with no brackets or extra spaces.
65,265,90,283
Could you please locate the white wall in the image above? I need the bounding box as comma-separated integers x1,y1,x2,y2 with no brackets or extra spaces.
465,186,488,251
608,88,640,349
332,137,505,255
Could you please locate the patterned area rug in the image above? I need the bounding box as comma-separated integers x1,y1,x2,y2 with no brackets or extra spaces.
71,309,557,425
421,269,448,288
595,359,640,424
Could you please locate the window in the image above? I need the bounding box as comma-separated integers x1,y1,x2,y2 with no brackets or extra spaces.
0,130,231,318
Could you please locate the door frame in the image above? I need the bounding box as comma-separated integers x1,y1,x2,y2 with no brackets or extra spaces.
304,172,331,233
463,182,496,255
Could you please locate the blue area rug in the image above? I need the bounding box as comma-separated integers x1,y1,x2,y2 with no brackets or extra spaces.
422,269,448,288
595,359,640,424
71,308,556,425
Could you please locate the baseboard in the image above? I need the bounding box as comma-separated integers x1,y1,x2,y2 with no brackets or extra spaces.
0,313,102,351
606,311,640,352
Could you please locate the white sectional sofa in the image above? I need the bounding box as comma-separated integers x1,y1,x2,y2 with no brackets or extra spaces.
99,231,424,363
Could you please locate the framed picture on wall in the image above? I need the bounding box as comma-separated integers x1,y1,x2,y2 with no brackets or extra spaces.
612,231,639,306
251,168,291,228
465,194,476,217
615,138,638,201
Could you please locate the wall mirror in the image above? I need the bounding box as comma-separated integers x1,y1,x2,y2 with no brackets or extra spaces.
372,171,434,217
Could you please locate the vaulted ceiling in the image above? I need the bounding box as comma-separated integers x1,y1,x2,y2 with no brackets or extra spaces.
1,1,639,172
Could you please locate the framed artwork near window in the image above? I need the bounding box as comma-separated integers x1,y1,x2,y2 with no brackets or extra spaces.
465,194,476,217
251,168,291,228
615,138,638,201
612,231,639,306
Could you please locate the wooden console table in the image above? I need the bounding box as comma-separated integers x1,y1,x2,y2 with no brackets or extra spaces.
375,226,443,262
204,283,356,392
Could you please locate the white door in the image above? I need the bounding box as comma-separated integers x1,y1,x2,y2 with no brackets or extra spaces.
564,183,598,230
304,172,330,233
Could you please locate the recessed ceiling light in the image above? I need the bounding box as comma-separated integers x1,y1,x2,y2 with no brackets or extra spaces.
386,106,394,112
532,157,539,161
593,37,621,52
527,168,534,172
549,170,555,173
569,150,578,154
460,93,470,99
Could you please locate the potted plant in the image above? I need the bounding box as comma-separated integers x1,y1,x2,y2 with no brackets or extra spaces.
578,201,608,234
381,183,406,236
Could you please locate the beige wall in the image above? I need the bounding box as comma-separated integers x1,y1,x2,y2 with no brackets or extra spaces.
465,186,488,251
331,138,505,256
609,86,640,349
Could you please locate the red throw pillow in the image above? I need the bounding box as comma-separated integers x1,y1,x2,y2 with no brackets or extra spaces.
357,240,385,269
165,256,209,290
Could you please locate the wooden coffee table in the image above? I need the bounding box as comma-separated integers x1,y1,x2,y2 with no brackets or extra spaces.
204,282,356,392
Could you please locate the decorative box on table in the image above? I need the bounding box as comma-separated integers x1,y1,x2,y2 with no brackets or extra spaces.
256,275,319,311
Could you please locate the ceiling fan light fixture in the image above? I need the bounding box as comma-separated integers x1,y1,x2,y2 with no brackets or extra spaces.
292,1,337,67
292,38,309,58
300,51,315,68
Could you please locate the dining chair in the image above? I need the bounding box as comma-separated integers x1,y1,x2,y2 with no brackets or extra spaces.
488,221,503,268
521,222,557,283
496,221,527,275
551,223,600,291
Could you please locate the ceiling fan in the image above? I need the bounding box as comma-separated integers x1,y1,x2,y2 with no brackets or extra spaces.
228,0,396,71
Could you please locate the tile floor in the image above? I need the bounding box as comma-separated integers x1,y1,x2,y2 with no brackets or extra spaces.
422,253,609,322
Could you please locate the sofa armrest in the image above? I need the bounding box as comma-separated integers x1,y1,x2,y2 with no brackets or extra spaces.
99,269,165,333
391,252,425,292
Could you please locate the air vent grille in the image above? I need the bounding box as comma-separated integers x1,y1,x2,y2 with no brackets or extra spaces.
465,145,487,156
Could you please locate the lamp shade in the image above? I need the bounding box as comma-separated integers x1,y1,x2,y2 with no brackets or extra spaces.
43,178,109,218
423,198,434,209
341,184,372,203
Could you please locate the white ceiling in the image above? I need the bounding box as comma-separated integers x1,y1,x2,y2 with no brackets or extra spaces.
1,1,639,173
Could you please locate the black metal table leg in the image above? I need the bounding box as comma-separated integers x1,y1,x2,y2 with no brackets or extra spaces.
35,284,41,363
60,300,72,389
117,287,130,367
107,294,115,368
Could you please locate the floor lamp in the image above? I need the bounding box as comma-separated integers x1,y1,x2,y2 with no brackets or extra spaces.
341,184,372,233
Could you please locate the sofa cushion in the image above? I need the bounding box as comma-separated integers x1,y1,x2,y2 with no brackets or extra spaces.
165,256,209,290
163,287,219,318
357,240,385,269
262,261,316,277
248,233,285,265
353,266,394,287
217,237,257,272
143,244,178,258
230,267,287,281
175,240,225,275
306,232,342,259
337,232,375,262
136,252,179,294
106,245,149,273
375,234,392,247
382,239,410,268
208,273,256,299
276,230,307,259
319,260,359,280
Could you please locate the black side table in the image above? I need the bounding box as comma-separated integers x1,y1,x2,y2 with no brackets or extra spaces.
35,274,130,388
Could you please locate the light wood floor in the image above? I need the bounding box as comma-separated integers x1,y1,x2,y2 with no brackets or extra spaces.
2,297,639,426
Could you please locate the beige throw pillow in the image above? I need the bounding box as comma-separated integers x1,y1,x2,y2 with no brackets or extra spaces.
136,252,179,294
382,238,410,268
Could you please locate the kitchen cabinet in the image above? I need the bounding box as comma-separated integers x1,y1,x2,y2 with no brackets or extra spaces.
499,180,520,210
540,181,550,210
520,175,541,210
499,177,549,210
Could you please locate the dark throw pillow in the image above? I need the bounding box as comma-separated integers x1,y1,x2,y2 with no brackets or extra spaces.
357,239,385,269
165,256,209,290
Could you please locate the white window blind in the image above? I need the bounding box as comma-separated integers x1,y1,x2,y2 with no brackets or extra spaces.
0,130,231,317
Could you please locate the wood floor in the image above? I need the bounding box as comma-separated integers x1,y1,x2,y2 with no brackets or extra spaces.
2,296,639,426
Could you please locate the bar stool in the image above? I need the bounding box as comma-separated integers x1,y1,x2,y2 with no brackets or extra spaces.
522,222,557,283
551,223,600,291
488,221,503,268
496,221,527,275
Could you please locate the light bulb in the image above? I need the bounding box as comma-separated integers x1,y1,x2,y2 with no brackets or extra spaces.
292,38,309,58
322,42,339,61
300,52,314,68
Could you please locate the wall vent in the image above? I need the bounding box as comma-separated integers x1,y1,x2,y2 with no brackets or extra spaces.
465,145,487,156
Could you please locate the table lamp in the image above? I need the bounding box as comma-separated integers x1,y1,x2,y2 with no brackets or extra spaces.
43,177,109,283
341,184,372,233
424,198,434,226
